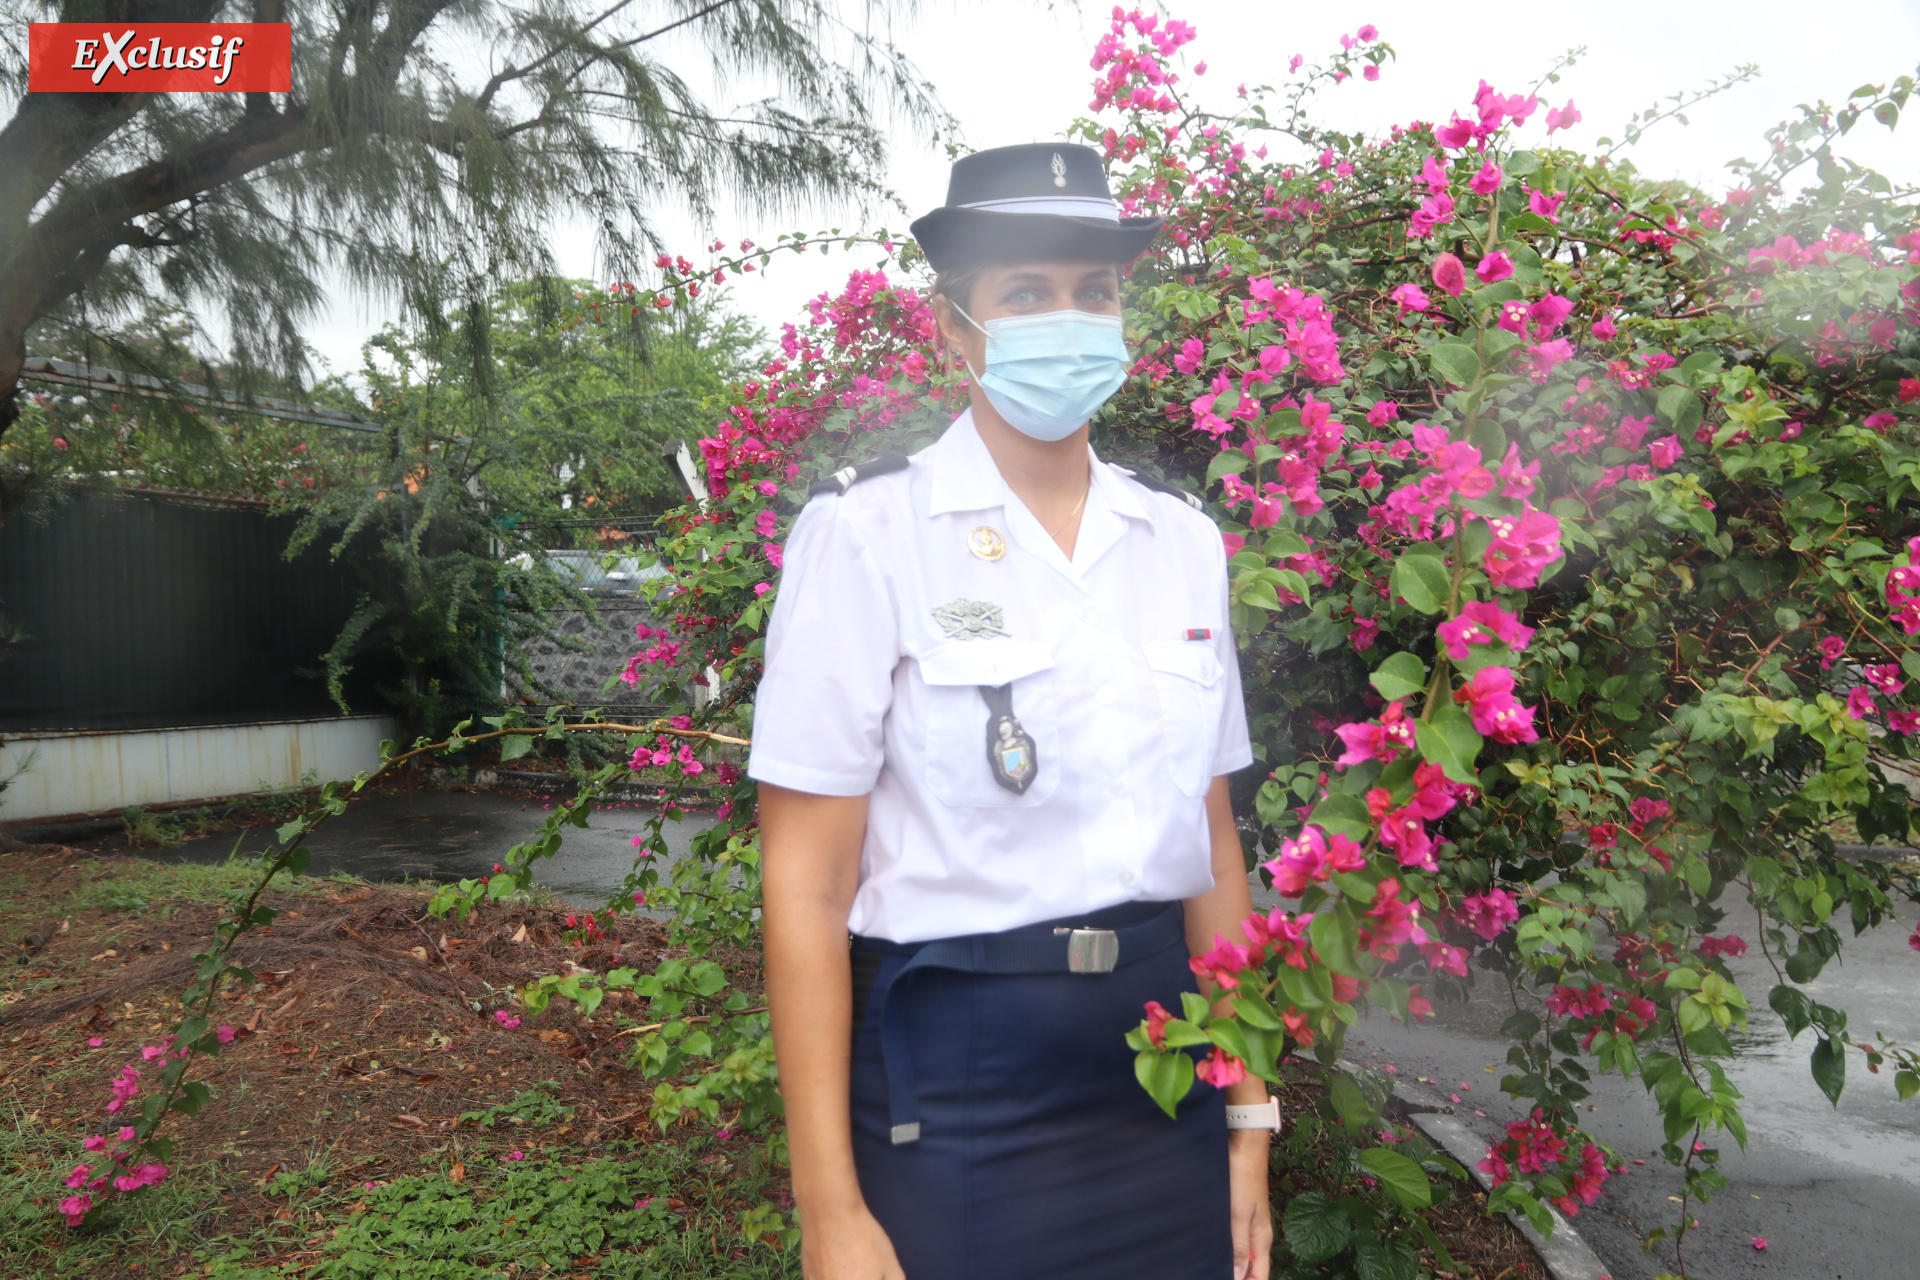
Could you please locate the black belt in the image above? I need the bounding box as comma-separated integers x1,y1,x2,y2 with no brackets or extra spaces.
852,901,1186,1145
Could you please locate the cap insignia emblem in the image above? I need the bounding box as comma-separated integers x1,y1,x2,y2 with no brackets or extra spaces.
932,599,1009,641
967,526,1007,562
1050,152,1067,187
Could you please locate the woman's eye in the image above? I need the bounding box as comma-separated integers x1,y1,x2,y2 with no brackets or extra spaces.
1004,288,1039,306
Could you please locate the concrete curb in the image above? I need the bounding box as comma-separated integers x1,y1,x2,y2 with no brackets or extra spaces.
1338,1061,1610,1280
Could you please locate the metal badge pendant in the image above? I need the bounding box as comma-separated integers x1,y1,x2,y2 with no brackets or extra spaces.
981,682,1038,794
967,526,1007,562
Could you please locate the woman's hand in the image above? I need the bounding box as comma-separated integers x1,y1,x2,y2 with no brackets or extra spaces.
1228,1128,1273,1280
801,1204,908,1280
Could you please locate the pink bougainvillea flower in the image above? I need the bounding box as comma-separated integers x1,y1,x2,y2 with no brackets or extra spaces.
1363,64,1379,82
1779,421,1804,440
1390,283,1430,313
493,1010,522,1029
1197,1046,1248,1088
1647,435,1683,468
1142,1000,1174,1049
1481,505,1564,588
1468,160,1503,194
1847,687,1878,720
1431,253,1467,297
1420,152,1450,192
1529,293,1575,338
1173,337,1205,374
1816,635,1847,670
1420,940,1469,977
1497,442,1540,498
87,1036,103,1048
1866,664,1906,696
1526,187,1566,222
1437,600,1536,660
1457,889,1520,940
1866,412,1899,434
1356,23,1378,40
1349,617,1380,651
1475,251,1514,284
1454,665,1540,742
1545,99,1581,133
1627,796,1672,825
1367,399,1402,427
1890,709,1920,735
1752,1238,1769,1251
1590,314,1618,341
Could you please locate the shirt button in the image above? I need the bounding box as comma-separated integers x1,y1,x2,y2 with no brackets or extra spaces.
1120,871,1136,885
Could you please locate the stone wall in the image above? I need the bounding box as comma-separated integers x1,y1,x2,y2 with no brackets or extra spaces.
518,600,665,716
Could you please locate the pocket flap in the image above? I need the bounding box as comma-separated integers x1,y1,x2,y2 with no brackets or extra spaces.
1142,639,1223,686
918,640,1055,687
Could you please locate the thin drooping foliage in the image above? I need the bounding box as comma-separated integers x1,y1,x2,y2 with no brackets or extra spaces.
0,0,951,441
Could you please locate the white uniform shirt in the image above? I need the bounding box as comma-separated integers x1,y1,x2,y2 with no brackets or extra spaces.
748,411,1254,943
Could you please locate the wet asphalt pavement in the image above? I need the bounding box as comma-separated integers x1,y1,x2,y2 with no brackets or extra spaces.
146,788,716,910
1344,891,1920,1280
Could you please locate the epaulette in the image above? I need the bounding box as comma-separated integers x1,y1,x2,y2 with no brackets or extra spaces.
1115,466,1206,513
807,451,911,499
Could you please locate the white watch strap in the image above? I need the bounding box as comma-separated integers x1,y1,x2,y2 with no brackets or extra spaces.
1224,1097,1282,1131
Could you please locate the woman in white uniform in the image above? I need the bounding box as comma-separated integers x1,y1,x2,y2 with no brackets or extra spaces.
752,142,1276,1280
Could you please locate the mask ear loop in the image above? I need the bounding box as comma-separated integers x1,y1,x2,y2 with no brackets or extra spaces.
944,299,988,383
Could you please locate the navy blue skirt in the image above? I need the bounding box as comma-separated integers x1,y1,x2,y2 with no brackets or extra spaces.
849,903,1231,1280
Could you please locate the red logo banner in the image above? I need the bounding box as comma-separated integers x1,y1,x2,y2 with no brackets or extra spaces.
28,23,292,93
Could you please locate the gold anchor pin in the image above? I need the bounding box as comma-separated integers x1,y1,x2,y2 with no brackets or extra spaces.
968,526,1007,562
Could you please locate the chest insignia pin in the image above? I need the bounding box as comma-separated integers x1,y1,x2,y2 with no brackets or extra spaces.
967,526,1007,562
933,599,1009,640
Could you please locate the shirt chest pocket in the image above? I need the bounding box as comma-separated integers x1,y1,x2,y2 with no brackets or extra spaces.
1141,641,1226,798
918,640,1060,809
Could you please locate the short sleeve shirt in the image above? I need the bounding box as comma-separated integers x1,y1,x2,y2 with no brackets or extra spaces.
748,411,1254,943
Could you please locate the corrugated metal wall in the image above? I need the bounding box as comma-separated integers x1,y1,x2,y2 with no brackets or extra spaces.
1,716,396,822
0,488,379,732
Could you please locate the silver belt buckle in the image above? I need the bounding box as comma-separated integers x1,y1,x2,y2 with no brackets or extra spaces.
1063,927,1119,974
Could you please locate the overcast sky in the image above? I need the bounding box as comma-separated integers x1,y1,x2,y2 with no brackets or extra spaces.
304,0,1920,376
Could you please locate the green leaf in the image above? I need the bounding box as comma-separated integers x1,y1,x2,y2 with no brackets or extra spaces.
1308,902,1364,977
1207,451,1248,484
1134,1049,1195,1120
1353,1238,1421,1280
1810,1035,1846,1107
1656,384,1703,436
500,734,535,763
1391,554,1451,615
1769,984,1814,1038
1329,1073,1380,1130
1897,1070,1919,1101
1310,792,1372,840
1370,652,1428,702
1282,1191,1351,1263
1427,342,1482,388
1505,150,1542,176
1499,1011,1543,1041
1414,703,1483,785
1360,1147,1433,1210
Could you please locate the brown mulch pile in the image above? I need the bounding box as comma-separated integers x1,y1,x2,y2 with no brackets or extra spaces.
0,844,751,1256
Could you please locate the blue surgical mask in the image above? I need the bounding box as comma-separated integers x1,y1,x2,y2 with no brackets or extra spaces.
953,305,1129,442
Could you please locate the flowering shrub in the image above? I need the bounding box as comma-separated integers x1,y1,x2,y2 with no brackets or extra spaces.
452,11,1920,1274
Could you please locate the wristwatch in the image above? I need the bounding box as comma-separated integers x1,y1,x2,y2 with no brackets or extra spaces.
1225,1097,1282,1131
